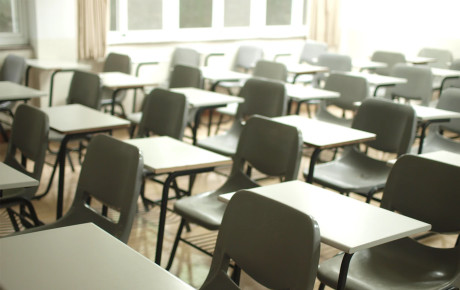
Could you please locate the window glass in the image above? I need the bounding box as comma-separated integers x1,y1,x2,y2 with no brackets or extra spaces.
128,0,162,30
224,0,250,27
180,0,212,28
110,0,117,31
266,0,292,25
0,0,13,32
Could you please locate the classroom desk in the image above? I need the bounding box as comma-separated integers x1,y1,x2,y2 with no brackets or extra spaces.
99,72,157,115
388,150,460,167
200,66,251,91
41,104,130,219
431,68,460,92
124,136,231,266
0,223,194,290
352,59,387,71
218,180,431,290
406,56,436,65
344,71,407,96
0,162,38,198
273,115,376,183
0,81,47,102
25,59,91,107
286,63,330,83
285,84,340,114
412,105,460,153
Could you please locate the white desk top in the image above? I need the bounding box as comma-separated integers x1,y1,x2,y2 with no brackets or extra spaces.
0,223,194,290
406,56,436,65
26,59,91,71
0,162,39,191
41,104,130,134
412,104,460,121
171,87,244,108
99,72,157,89
286,84,340,102
273,115,376,149
219,180,431,254
286,63,329,75
344,71,407,86
431,68,460,78
200,67,251,82
125,136,231,174
388,150,460,167
352,59,387,70
0,81,47,101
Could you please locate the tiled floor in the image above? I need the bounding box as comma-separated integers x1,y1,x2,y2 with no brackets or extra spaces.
0,107,457,289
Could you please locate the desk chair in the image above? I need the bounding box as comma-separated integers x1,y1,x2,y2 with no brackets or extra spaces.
0,54,27,141
371,50,406,76
387,63,433,106
213,45,264,94
200,190,320,290
0,104,49,231
419,88,460,153
166,115,303,270
438,59,460,91
100,52,131,117
304,98,416,203
197,78,288,157
8,135,144,243
418,47,453,69
313,53,352,88
214,60,288,133
317,154,460,290
134,88,189,210
315,73,369,127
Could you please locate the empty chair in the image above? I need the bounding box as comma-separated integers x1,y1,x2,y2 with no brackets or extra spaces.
170,47,201,68
418,47,453,69
304,98,417,203
317,154,460,290
127,64,202,137
371,50,406,76
299,39,328,64
439,59,460,91
0,54,27,141
419,88,460,153
8,134,144,243
166,115,303,270
0,104,49,231
200,190,320,290
314,73,369,127
197,78,288,156
100,52,132,116
387,63,433,106
313,53,353,88
214,60,288,133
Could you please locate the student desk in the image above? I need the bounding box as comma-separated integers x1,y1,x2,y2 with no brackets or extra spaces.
0,162,38,197
124,136,231,266
0,223,194,290
219,180,431,290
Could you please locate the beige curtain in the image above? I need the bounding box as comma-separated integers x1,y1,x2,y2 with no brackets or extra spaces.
308,0,341,51
77,0,108,60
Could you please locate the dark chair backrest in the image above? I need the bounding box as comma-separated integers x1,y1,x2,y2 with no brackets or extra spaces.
434,88,460,134
252,60,288,82
323,73,368,111
200,190,320,290
317,53,352,72
0,54,27,83
352,98,416,156
382,154,460,234
103,52,131,74
62,135,144,243
169,64,203,89
4,104,49,199
233,45,264,72
390,63,433,106
67,70,103,110
137,88,188,140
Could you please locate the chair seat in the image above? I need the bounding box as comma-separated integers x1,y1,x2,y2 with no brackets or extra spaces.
127,112,142,124
48,129,65,142
315,108,353,127
304,149,390,194
415,131,460,154
196,127,241,156
216,103,238,116
318,238,460,290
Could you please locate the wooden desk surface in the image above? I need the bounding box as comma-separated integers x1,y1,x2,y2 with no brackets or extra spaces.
0,81,47,101
219,180,431,254
41,104,130,134
125,136,232,174
171,87,244,108
0,223,194,290
0,162,38,191
273,115,376,149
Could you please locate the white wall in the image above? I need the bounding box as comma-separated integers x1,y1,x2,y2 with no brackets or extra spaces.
338,0,460,59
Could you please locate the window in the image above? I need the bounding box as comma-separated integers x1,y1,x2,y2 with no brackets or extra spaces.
0,0,28,46
109,0,307,44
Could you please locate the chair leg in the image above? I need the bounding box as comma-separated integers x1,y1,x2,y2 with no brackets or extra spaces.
231,264,241,285
166,218,186,270
215,114,224,135
318,282,326,290
0,123,8,142
6,208,20,232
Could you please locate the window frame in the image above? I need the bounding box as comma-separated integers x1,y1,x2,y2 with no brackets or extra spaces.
108,0,307,45
0,0,29,47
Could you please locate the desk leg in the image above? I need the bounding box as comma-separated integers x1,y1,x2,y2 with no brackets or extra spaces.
56,135,70,219
192,107,206,145
306,148,322,184
111,89,122,115
25,66,32,87
337,253,354,290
